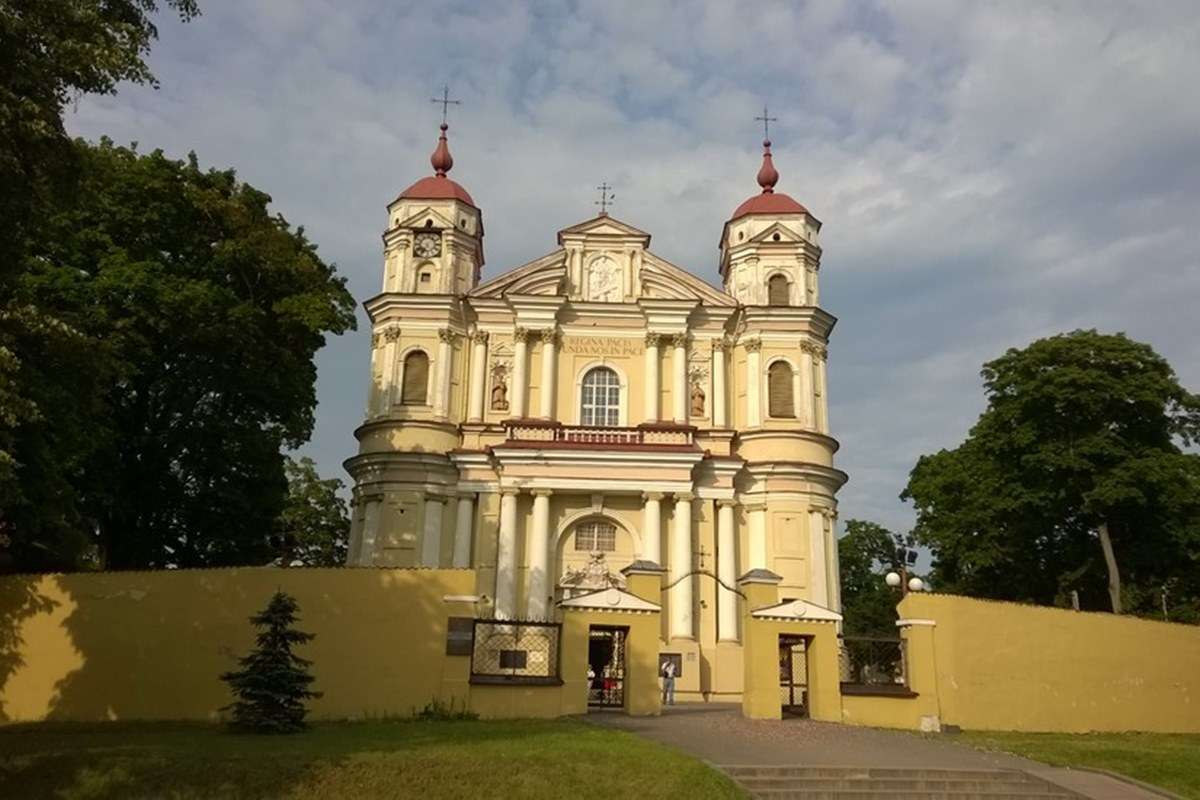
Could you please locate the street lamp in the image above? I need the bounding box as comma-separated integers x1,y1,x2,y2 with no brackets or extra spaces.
884,536,927,597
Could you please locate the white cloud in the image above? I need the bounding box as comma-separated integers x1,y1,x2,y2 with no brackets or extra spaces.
65,0,1200,537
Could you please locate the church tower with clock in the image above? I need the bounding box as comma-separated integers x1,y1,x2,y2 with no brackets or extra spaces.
346,112,846,708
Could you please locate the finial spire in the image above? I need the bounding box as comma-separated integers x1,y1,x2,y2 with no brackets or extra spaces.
595,182,615,216
753,105,780,193
428,85,461,178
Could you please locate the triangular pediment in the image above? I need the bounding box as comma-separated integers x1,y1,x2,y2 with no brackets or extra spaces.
557,587,661,613
557,214,651,245
395,206,457,231
748,222,805,244
751,598,842,623
469,250,567,298
641,253,738,306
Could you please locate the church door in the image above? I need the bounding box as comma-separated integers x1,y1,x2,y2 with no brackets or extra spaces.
587,626,627,710
778,634,810,717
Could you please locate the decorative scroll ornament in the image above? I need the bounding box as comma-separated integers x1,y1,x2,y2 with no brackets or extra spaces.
438,328,457,343
560,553,627,594
539,328,559,345
384,326,402,342
513,327,530,343
644,332,662,348
670,332,689,349
744,337,763,353
470,329,489,345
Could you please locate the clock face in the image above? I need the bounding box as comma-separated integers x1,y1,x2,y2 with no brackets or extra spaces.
414,232,441,258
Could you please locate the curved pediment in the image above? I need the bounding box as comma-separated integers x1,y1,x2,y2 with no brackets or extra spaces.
470,250,567,298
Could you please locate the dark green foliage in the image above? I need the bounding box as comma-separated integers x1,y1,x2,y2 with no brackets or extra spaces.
221,591,322,733
6,140,355,571
903,330,1200,621
838,519,903,636
274,456,350,567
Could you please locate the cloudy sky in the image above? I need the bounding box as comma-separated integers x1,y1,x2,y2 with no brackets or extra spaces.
68,1,1200,536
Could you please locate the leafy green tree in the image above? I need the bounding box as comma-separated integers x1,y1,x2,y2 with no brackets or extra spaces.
839,519,903,636
1,0,199,570
221,591,322,733
274,456,349,567
903,330,1200,620
10,140,356,570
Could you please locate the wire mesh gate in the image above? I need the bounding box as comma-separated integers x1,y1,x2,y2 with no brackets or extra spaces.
778,634,810,717
587,626,627,708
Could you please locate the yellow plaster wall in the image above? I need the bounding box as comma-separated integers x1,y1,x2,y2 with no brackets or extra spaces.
905,593,1200,733
0,568,476,724
843,593,1200,733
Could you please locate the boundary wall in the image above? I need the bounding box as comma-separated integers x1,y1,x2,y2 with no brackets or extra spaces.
842,593,1200,733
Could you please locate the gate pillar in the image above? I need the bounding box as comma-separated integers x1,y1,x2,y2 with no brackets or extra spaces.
739,569,783,719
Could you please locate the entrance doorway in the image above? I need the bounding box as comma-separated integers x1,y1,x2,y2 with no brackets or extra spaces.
587,625,627,709
778,634,810,717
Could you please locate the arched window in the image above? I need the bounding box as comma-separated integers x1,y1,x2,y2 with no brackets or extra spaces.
767,274,790,306
768,360,795,418
400,350,429,405
574,520,617,552
580,367,620,426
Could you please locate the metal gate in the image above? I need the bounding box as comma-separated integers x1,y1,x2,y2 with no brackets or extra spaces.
778,634,810,717
587,626,627,709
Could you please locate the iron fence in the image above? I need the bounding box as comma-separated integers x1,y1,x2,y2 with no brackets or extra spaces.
839,635,908,690
470,619,562,685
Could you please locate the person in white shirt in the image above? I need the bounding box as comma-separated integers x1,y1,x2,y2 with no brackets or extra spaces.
660,658,677,705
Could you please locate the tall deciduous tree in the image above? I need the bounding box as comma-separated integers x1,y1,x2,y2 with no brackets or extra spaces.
12,140,355,569
274,456,350,567
1,0,200,569
839,519,903,636
903,330,1200,620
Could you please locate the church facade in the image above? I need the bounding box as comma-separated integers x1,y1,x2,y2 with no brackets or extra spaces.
345,120,847,702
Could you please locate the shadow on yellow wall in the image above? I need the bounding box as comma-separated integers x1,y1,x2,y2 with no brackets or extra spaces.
0,568,475,723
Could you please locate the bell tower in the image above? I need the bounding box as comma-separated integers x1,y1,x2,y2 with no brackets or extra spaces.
381,119,484,296
719,134,821,308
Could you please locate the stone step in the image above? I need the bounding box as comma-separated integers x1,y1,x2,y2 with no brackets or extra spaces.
737,777,1060,793
720,767,1036,782
716,766,1082,800
748,793,1076,800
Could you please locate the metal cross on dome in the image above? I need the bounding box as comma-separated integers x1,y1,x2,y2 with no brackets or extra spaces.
431,84,461,125
755,105,778,140
595,182,615,215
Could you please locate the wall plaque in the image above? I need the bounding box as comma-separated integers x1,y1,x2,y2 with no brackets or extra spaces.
446,616,474,656
562,336,644,356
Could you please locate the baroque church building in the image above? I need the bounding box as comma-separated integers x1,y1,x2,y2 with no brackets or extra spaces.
345,120,847,702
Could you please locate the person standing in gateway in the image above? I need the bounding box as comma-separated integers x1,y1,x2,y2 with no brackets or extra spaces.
660,657,677,706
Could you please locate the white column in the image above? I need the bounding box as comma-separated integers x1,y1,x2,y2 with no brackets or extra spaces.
366,334,382,415
379,327,400,414
717,500,738,641
495,490,519,619
672,334,688,423
511,328,529,418
712,340,727,428
746,339,762,428
824,510,842,613
747,502,767,570
538,330,557,420
452,493,475,568
808,508,829,607
644,333,660,422
467,331,488,422
816,353,829,433
434,328,454,419
799,346,815,428
642,492,662,563
669,493,694,640
527,490,552,619
421,495,445,567
358,497,381,567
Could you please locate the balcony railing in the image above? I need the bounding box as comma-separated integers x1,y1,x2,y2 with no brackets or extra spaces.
503,421,694,447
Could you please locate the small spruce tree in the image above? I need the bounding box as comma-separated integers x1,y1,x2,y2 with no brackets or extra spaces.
221,591,322,733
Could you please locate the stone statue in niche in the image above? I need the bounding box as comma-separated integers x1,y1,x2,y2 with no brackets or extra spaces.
586,255,622,302
691,382,706,416
490,366,509,411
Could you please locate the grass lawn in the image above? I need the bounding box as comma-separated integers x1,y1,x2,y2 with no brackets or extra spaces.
0,718,745,800
961,731,1200,799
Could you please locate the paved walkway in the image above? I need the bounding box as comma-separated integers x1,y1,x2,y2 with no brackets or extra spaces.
586,704,1172,799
